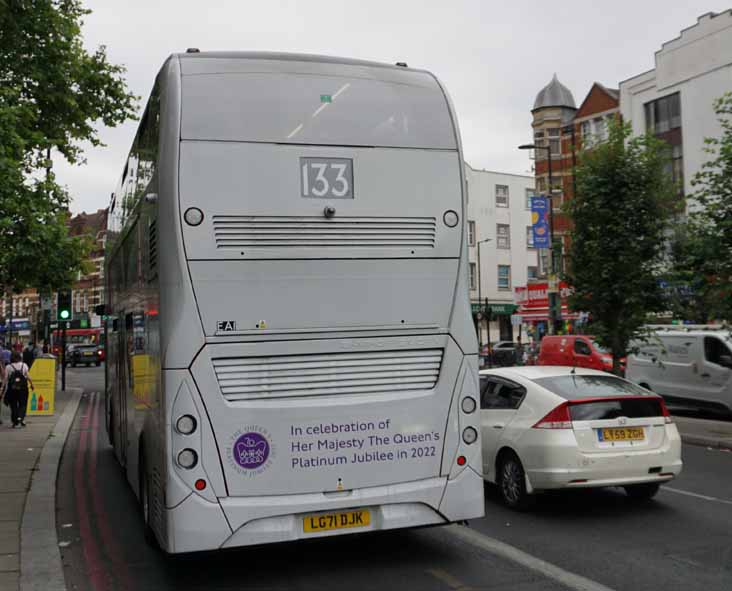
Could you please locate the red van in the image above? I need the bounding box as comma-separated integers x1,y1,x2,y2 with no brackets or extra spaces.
537,335,618,372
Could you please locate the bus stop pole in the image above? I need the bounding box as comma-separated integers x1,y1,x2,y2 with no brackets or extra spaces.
61,322,67,391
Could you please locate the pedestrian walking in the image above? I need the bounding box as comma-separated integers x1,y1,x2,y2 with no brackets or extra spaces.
22,341,36,368
3,351,34,428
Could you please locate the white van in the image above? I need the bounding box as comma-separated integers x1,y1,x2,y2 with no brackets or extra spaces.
626,328,732,414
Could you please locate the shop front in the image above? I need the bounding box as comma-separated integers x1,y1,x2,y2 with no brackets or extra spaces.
513,282,584,341
471,301,518,344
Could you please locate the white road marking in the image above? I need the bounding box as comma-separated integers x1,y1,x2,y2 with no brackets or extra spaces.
661,485,732,505
448,524,616,591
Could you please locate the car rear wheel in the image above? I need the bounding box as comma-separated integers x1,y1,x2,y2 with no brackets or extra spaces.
499,453,534,510
624,482,661,500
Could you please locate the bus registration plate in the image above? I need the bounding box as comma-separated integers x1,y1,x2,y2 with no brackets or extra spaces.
303,509,370,533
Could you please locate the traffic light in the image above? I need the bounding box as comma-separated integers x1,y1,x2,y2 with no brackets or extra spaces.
57,290,72,322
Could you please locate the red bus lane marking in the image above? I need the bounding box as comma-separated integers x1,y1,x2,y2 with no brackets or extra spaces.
88,391,132,591
74,394,108,591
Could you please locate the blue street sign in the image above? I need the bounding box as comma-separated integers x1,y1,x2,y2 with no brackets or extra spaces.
531,196,550,248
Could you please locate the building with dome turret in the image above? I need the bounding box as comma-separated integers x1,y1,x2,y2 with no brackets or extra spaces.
517,76,619,335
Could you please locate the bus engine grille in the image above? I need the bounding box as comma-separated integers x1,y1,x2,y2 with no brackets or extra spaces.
213,349,444,401
212,216,437,249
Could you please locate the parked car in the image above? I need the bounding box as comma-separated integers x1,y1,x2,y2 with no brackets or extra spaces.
626,328,732,415
479,366,683,509
538,335,623,373
492,341,519,366
70,343,103,367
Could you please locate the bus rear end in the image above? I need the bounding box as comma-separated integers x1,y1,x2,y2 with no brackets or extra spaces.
156,53,482,553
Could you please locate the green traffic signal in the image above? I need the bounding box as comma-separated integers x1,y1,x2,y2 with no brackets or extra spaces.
57,290,72,322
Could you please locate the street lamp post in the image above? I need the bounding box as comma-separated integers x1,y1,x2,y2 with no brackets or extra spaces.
519,143,559,335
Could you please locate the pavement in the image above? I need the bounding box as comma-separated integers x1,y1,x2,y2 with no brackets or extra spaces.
673,414,732,449
0,385,82,591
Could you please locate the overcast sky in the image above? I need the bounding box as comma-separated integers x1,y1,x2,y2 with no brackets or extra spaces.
58,0,730,214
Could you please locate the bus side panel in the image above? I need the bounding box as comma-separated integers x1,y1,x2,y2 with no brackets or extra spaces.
157,57,206,370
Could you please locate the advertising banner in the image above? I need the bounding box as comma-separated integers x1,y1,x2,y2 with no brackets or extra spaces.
531,196,550,248
27,357,56,415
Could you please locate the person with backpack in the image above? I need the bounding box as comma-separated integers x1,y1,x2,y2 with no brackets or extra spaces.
3,351,34,428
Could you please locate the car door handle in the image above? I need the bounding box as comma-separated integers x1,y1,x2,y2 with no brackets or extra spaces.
701,373,711,378
492,424,505,429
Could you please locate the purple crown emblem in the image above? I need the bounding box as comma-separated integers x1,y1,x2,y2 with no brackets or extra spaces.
234,432,269,469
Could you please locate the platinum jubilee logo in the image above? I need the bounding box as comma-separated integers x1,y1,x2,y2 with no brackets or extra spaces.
227,426,275,476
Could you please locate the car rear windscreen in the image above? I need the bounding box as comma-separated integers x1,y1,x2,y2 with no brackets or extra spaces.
533,375,663,420
533,375,649,399
182,72,457,149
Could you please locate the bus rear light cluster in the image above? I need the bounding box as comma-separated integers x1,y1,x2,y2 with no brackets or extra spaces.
177,449,198,469
461,396,477,414
175,414,197,435
462,427,478,445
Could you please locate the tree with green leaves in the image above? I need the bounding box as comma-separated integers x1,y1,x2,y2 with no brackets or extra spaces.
0,0,137,297
678,93,732,323
564,121,679,374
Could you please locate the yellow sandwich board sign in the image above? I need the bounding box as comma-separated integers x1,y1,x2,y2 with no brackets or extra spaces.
27,357,56,415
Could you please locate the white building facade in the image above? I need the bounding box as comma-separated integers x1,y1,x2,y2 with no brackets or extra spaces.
465,163,537,346
620,11,732,201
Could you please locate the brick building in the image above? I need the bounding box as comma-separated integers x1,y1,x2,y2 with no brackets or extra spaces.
528,76,620,269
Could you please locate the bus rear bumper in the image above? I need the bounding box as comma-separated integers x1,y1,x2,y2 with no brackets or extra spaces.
166,469,482,552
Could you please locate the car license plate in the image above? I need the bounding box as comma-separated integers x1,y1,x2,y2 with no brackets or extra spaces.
303,509,370,533
84,352,93,356
598,427,644,442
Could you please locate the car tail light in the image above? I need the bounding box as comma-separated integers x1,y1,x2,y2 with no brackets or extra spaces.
659,398,673,424
533,402,572,429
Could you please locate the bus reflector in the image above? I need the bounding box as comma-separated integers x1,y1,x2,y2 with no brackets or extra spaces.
457,455,466,466
195,479,207,491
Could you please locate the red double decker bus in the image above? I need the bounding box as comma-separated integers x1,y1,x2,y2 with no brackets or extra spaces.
51,327,105,361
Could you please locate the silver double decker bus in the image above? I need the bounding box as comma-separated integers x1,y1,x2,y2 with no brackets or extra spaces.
104,51,482,553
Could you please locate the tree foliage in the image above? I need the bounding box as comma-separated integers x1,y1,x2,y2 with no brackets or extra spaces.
564,121,679,374
676,93,732,323
0,0,137,297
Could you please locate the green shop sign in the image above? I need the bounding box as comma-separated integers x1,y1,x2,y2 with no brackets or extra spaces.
471,303,518,315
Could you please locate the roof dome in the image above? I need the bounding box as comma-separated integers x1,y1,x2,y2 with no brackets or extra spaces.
533,74,576,110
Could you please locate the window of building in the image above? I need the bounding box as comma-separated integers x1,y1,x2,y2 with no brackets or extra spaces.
671,144,684,188
525,188,535,209
527,266,538,281
526,226,534,248
549,138,560,156
644,93,681,135
536,177,546,193
547,128,560,137
469,263,477,290
497,224,510,249
495,185,509,207
497,265,511,290
468,220,476,246
593,117,607,142
538,250,549,276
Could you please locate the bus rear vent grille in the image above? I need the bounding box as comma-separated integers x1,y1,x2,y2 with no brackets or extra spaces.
213,349,443,401
212,216,436,249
